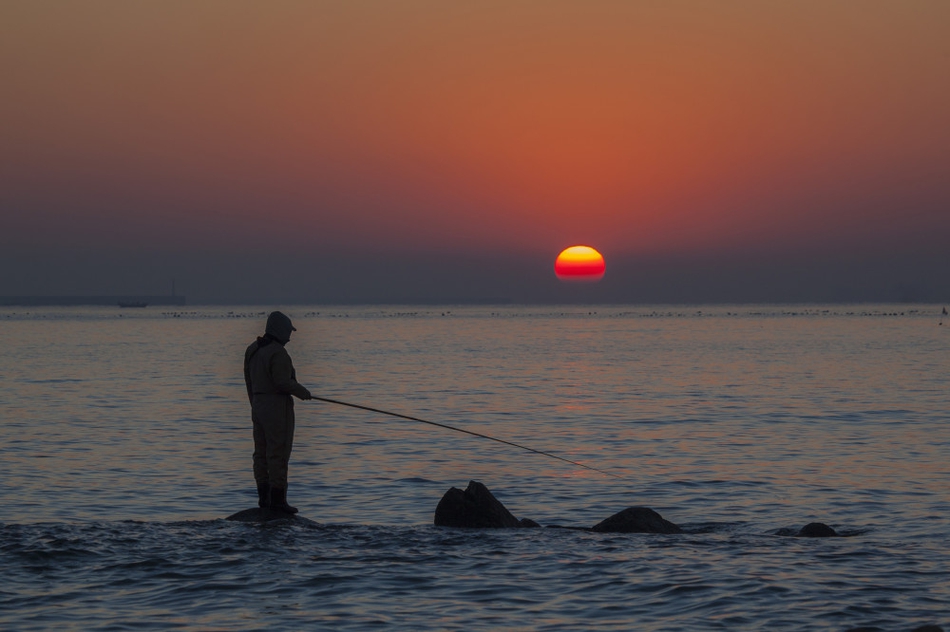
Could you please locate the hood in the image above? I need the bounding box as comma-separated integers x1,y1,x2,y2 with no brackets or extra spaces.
265,311,296,344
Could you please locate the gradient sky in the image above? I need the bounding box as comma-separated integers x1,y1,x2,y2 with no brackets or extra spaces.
1,1,948,303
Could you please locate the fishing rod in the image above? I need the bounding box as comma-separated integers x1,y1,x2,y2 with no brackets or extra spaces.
310,395,625,480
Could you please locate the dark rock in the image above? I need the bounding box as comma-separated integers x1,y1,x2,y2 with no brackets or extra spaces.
226,507,307,523
434,481,523,528
591,507,682,534
798,522,838,537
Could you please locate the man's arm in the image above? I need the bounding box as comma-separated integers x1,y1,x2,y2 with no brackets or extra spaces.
243,344,256,404
270,348,312,400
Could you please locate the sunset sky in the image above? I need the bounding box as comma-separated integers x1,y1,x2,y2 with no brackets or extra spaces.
1,1,948,303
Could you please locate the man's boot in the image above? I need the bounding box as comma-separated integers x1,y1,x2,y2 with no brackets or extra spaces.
268,486,298,514
256,483,269,508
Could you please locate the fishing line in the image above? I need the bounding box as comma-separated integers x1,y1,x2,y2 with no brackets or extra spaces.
310,395,625,480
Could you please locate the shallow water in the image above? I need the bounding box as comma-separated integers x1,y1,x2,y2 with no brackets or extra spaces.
1,304,948,630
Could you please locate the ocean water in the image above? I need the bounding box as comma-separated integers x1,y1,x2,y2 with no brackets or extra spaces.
1,304,948,631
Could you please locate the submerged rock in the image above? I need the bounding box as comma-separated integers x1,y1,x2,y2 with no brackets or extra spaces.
797,522,838,538
434,480,526,528
226,507,306,523
590,507,683,534
774,522,844,537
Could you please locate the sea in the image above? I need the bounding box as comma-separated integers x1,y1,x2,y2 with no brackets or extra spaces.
1,304,947,631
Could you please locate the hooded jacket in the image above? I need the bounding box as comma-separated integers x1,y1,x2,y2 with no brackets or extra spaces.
244,312,311,403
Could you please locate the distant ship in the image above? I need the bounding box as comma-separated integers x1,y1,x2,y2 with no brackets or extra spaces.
117,301,148,308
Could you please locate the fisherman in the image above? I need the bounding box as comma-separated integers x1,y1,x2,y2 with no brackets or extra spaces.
244,311,313,514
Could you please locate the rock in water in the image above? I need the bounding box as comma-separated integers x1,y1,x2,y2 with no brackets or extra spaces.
434,481,523,528
590,507,682,534
797,522,838,537
226,507,303,523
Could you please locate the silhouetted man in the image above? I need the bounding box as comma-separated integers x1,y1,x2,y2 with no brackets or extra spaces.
244,311,312,514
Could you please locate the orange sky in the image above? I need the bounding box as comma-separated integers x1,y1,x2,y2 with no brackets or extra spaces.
1,1,949,300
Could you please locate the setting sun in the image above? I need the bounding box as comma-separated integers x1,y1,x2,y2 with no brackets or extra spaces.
554,246,606,282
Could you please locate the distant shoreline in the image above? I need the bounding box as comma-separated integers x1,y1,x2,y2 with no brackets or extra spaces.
0,296,186,307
